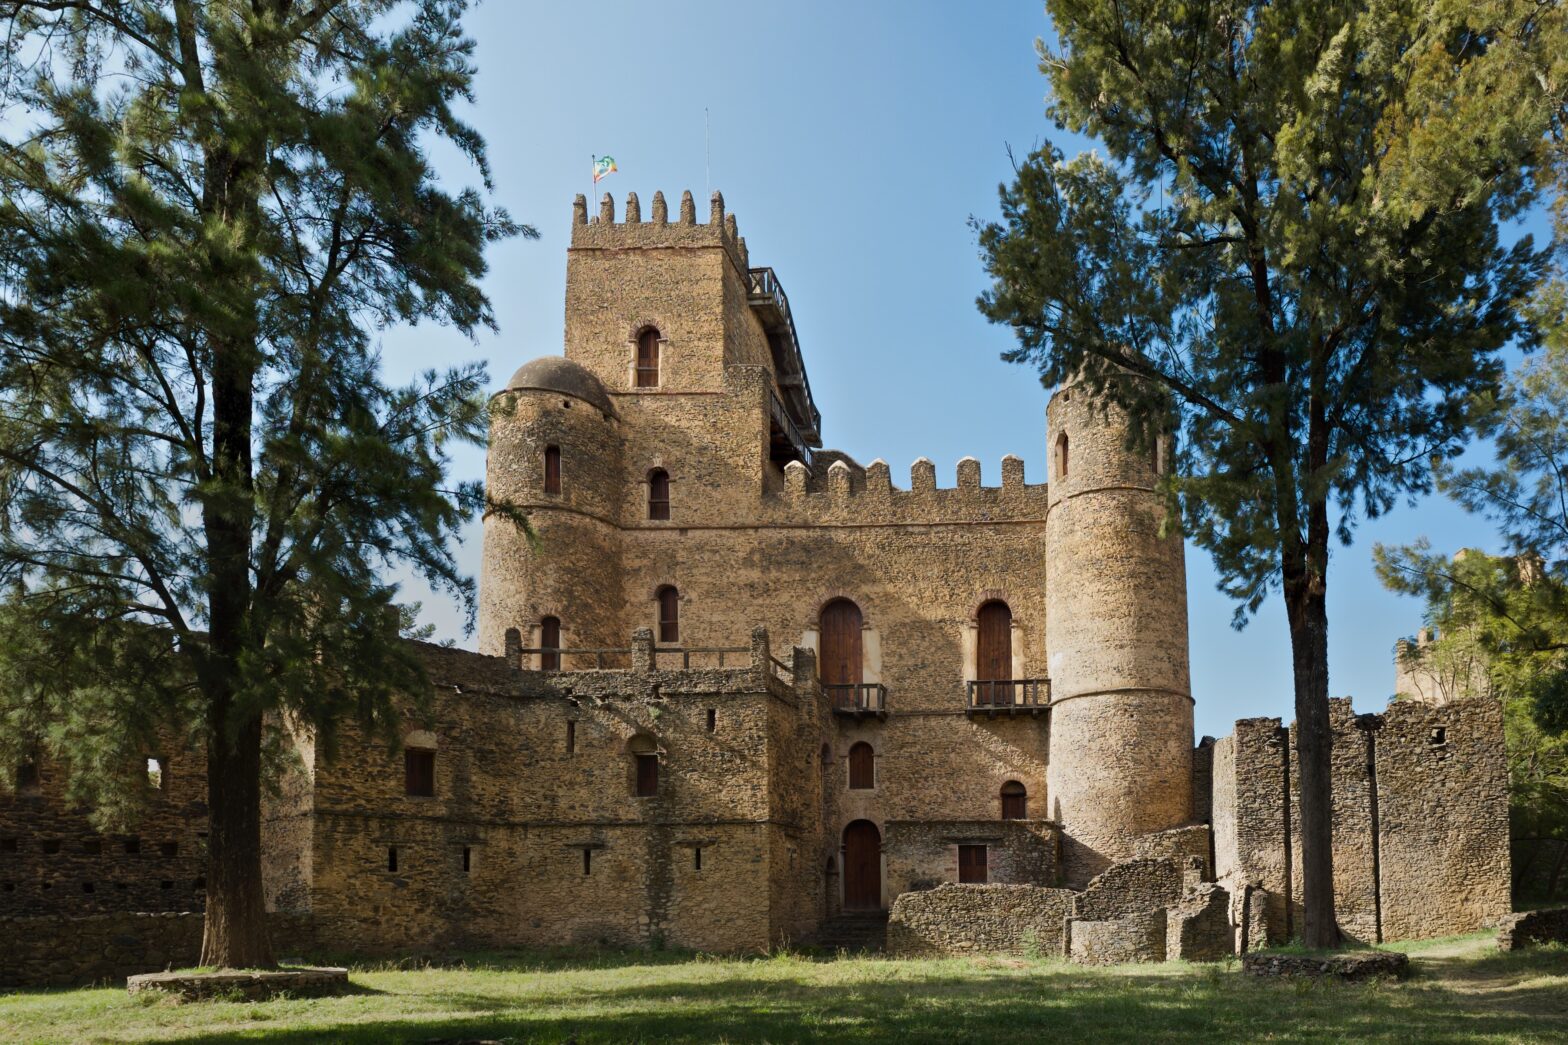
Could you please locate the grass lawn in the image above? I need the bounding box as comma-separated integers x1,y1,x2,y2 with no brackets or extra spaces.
1,934,1565,1044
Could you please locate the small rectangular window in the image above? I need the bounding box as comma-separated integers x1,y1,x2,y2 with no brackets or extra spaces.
544,445,562,494
41,839,61,855
405,748,436,797
387,847,399,873
582,848,592,876
82,839,102,855
462,846,472,873
123,837,140,855
958,844,988,884
706,708,716,732
160,841,178,858
146,757,164,790
694,846,703,871
566,720,576,754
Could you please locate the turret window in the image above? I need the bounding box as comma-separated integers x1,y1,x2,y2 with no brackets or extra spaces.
656,585,680,643
1055,432,1069,480
636,328,661,387
544,445,561,494
648,468,670,520
539,616,561,671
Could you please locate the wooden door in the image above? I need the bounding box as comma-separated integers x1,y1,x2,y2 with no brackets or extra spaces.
539,616,560,671
843,820,881,910
820,599,863,688
976,601,1012,704
958,844,988,884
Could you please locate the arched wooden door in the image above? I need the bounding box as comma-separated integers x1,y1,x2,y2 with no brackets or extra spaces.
842,820,882,910
820,599,863,688
976,600,1012,704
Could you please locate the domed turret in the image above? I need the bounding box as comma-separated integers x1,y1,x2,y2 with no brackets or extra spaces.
1043,376,1193,886
478,355,625,660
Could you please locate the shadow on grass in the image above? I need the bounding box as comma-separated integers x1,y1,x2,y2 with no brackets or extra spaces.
153,957,1568,1044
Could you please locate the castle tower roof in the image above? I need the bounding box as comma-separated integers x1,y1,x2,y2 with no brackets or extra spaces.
504,355,617,417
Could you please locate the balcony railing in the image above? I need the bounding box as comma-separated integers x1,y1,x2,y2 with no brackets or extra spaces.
826,683,888,717
654,646,748,669
966,679,1049,715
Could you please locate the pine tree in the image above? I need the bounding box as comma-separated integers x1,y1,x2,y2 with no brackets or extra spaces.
975,0,1561,946
0,0,528,968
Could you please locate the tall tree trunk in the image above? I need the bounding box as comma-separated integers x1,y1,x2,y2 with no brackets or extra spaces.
201,702,272,968
1284,564,1339,949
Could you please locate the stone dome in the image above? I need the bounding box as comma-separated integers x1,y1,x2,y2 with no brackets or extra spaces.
504,355,615,416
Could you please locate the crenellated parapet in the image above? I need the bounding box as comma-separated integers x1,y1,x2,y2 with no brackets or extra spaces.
771,452,1048,526
571,189,749,272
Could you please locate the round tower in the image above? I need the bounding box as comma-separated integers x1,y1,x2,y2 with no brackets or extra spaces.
478,356,625,664
1043,377,1193,886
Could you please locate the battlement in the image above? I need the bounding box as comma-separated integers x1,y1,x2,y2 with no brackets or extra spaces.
767,454,1049,525
570,189,749,270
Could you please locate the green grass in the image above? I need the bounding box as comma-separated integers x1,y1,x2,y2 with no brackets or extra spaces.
1,934,1565,1043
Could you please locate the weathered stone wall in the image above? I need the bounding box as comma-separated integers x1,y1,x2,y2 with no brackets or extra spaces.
1073,857,1183,920
0,744,208,918
1496,907,1568,950
1376,697,1511,939
1067,908,1167,965
886,883,1075,956
1289,700,1380,944
1166,883,1232,961
1132,825,1211,879
0,911,315,989
883,819,1059,896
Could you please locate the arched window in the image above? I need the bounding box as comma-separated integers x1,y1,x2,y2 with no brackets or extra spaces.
848,741,875,790
976,600,1012,703
648,468,670,520
1055,432,1069,480
539,615,561,671
1001,781,1027,820
819,598,864,699
656,585,679,643
629,734,658,797
635,328,661,387
404,747,435,797
544,445,561,494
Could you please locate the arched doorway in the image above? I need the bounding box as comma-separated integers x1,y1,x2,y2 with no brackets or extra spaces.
820,599,863,705
842,819,881,910
975,600,1012,705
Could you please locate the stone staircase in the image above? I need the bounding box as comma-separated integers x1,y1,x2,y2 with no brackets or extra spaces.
814,911,889,953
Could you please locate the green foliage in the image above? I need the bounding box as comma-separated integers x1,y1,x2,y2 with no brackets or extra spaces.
975,0,1556,622
0,1,527,828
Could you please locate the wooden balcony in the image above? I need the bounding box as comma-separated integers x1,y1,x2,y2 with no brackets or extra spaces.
827,683,888,719
965,679,1049,717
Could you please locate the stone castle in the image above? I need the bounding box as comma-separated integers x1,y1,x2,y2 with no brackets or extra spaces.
0,191,1513,980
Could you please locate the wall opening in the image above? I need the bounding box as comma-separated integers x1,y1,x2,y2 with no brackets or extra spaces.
540,616,561,671
159,841,178,857
656,585,679,643
15,759,39,792
706,708,716,732
405,748,436,797
648,468,670,520
544,444,561,494
820,598,864,699
462,846,473,873
82,838,101,855
694,846,703,872
958,844,989,884
629,734,659,797
123,837,140,855
635,327,661,387
41,839,60,855
582,848,592,876
387,847,399,873
566,719,576,753
1001,780,1027,820
975,600,1013,701
145,757,164,790
1055,432,1069,479
848,742,875,790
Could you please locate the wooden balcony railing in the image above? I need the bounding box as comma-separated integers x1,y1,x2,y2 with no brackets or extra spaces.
827,683,888,717
966,679,1049,715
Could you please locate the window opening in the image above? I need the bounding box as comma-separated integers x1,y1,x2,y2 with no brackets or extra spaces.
387,847,399,873
1001,781,1028,820
958,844,988,884
657,586,679,643
544,445,561,494
636,328,661,387
648,468,671,520
706,708,716,732
848,742,875,790
405,748,436,797
540,616,561,671
566,719,576,753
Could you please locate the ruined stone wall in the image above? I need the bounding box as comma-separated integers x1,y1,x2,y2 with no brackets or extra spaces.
883,820,1059,897
887,883,1075,956
1376,697,1511,939
1073,857,1183,921
0,745,208,918
1208,718,1291,940
1289,700,1380,944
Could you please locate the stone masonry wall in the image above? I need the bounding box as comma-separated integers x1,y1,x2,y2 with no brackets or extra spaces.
883,819,1059,898
1073,857,1183,921
887,883,1075,957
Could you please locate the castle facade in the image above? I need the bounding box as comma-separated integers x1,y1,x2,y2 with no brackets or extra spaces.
0,192,1512,978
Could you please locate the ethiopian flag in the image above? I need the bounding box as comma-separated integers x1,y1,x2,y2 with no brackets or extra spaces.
593,155,617,183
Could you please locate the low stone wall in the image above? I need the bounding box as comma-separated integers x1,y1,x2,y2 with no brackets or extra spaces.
1496,907,1568,951
1067,908,1167,965
886,883,1075,957
1241,950,1408,981
1074,858,1182,920
1133,825,1212,880
0,911,316,989
1166,883,1232,961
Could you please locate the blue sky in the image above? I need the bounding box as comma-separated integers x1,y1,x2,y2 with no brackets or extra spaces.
382,0,1547,740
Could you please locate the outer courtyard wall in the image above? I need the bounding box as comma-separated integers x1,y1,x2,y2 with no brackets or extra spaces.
1288,700,1380,944
883,820,1060,896
1376,697,1511,938
1044,383,1193,886
0,744,208,918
